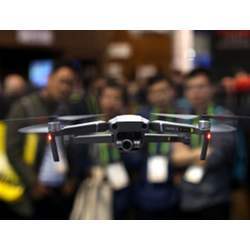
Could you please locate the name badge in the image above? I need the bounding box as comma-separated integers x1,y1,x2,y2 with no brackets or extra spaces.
106,162,129,190
183,166,204,184
147,156,168,183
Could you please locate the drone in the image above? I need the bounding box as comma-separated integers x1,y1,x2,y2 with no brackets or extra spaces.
18,113,250,162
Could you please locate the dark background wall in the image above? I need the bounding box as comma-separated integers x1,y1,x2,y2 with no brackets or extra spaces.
0,31,172,80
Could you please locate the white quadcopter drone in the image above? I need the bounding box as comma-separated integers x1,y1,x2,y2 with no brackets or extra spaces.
17,112,250,162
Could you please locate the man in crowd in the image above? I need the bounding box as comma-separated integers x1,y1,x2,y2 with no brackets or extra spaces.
0,73,29,218
171,68,236,219
6,60,80,219
71,79,135,219
133,74,180,219
2,73,28,117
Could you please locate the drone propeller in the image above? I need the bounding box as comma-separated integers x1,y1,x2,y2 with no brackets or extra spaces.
153,113,198,120
57,114,104,122
19,124,49,133
4,114,103,123
3,115,54,123
210,124,236,133
152,113,250,121
150,119,236,160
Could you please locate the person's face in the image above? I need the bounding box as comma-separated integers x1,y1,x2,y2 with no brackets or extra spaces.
93,78,107,92
148,80,174,109
185,74,214,109
47,67,76,102
4,74,27,97
99,87,123,118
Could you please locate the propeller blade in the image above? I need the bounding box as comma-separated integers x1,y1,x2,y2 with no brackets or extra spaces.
152,113,250,121
4,114,103,123
57,114,103,121
210,124,236,133
201,114,250,120
152,113,199,120
4,115,55,123
18,124,49,134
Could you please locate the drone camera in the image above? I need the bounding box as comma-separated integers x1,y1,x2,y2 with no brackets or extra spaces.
120,139,134,151
115,132,143,151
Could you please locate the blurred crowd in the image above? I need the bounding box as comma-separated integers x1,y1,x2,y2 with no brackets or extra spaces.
0,60,250,220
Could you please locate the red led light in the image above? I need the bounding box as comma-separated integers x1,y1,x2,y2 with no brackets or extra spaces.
48,134,52,141
206,132,212,140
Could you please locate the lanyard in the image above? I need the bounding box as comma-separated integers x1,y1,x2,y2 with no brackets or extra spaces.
99,143,120,166
191,103,214,148
148,107,173,156
87,95,100,114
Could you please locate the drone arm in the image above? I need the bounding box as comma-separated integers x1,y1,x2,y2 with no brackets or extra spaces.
47,133,59,161
149,120,200,134
144,133,188,143
72,134,113,144
47,120,108,161
58,121,109,136
200,132,211,160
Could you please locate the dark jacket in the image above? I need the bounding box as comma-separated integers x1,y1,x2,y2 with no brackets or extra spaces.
179,104,236,211
6,92,79,216
131,105,180,212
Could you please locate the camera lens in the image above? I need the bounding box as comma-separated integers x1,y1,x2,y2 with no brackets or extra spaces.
121,139,133,151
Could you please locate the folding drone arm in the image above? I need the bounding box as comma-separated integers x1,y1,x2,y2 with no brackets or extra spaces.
48,120,109,161
57,120,109,136
144,133,190,144
149,120,200,134
72,133,113,144
149,120,211,160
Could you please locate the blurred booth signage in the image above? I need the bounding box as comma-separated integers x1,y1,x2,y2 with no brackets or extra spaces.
136,64,157,80
107,42,132,59
16,31,54,46
105,62,124,79
215,31,250,50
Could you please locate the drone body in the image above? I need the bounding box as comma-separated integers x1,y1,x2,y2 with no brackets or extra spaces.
19,113,240,162
47,114,189,159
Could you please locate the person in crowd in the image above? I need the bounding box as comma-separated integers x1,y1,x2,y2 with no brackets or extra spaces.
1,73,28,118
0,74,29,218
170,69,185,98
5,60,80,219
85,76,108,114
171,68,236,219
132,74,180,219
0,94,5,120
3,73,27,97
70,79,135,219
